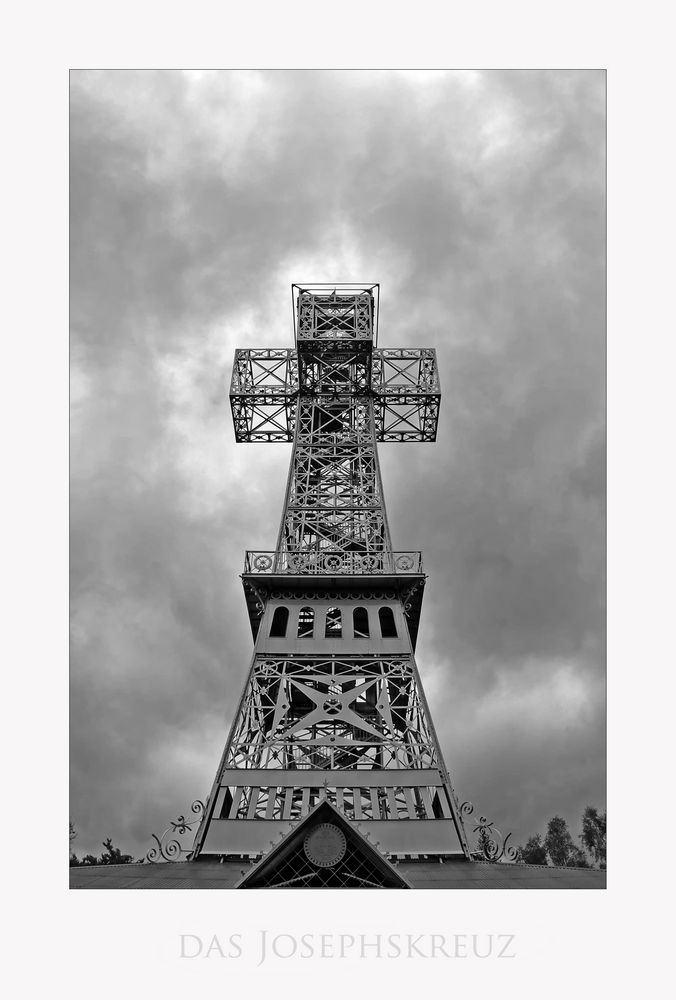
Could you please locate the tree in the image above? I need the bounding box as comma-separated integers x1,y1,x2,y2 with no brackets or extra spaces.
98,838,134,865
544,816,572,865
544,816,589,867
569,846,591,868
517,834,548,865
580,806,606,869
69,820,78,862
515,807,605,869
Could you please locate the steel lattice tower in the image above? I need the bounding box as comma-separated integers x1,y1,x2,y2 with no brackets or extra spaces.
191,284,472,882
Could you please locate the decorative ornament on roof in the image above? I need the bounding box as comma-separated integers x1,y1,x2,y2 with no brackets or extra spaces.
460,800,517,863
145,799,205,863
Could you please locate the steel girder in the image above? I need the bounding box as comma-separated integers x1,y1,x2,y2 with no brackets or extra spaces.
223,654,437,773
277,396,391,562
229,347,441,443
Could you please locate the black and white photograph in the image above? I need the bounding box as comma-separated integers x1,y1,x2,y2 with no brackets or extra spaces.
69,69,606,890
5,0,673,991
6,0,675,987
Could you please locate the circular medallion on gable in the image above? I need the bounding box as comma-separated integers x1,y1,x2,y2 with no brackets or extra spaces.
303,823,347,868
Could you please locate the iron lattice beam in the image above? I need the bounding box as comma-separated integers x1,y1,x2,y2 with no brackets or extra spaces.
230,348,298,442
224,654,437,773
229,348,440,443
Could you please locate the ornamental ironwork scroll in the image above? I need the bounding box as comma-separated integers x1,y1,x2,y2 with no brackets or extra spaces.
145,799,205,863
460,801,517,863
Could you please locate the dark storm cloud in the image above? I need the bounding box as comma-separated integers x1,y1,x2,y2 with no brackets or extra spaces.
70,70,605,856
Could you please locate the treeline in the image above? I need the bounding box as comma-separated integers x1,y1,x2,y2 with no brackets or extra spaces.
69,821,139,867
516,806,606,869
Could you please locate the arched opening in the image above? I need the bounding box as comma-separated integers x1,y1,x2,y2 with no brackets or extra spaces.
325,607,342,638
379,607,397,638
353,606,370,638
270,606,289,638
297,606,314,639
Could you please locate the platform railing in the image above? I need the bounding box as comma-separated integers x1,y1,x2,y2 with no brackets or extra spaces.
243,550,423,575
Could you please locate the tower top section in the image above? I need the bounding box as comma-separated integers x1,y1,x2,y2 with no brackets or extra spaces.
292,283,380,347
230,283,440,444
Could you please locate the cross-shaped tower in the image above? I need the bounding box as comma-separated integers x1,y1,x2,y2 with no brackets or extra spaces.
191,284,473,885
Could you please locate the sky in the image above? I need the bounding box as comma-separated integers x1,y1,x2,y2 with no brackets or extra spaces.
70,69,605,860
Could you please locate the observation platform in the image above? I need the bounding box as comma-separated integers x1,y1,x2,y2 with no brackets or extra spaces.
241,550,426,648
243,550,423,576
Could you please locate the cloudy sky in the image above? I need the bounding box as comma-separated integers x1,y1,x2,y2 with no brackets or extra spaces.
70,69,605,860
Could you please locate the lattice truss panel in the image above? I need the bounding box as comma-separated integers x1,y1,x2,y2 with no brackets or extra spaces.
223,655,437,772
230,348,298,442
280,398,389,559
298,349,371,394
297,291,373,341
373,349,440,443
229,347,440,442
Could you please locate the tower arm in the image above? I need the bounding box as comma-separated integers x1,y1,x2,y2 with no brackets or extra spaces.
229,346,441,443
372,348,441,442
230,348,298,442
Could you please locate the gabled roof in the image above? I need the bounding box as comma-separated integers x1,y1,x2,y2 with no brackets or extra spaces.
236,798,412,889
